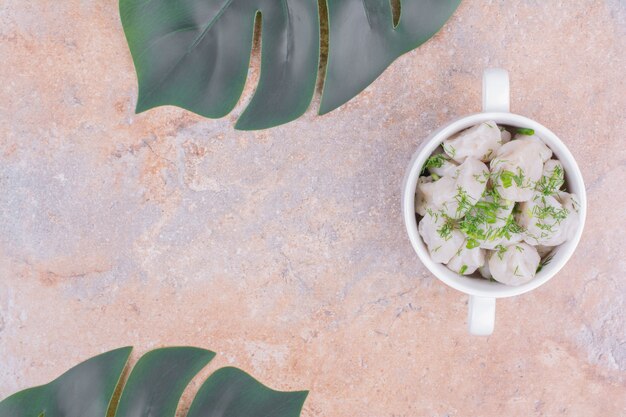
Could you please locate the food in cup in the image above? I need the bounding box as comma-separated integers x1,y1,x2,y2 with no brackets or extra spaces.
415,121,581,286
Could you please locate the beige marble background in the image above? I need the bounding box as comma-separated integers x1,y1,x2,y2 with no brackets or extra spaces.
1,0,625,416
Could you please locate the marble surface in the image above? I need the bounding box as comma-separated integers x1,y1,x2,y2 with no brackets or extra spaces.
1,1,625,416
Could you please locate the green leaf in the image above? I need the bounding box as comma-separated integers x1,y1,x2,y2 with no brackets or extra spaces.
115,347,216,417
187,367,308,417
516,127,535,135
0,348,308,417
119,0,320,131
320,0,461,114
0,347,132,417
119,0,461,130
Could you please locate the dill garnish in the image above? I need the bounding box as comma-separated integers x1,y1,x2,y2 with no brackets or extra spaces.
443,143,457,158
530,195,569,234
536,164,564,195
458,189,521,245
453,186,476,218
436,215,456,241
421,154,447,175
495,244,507,260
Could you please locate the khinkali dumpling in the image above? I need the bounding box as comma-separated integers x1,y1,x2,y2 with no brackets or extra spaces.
535,159,565,195
418,211,466,264
490,139,553,202
415,158,489,219
535,245,554,258
415,175,456,216
442,121,502,163
500,129,512,144
513,134,554,162
446,243,486,275
516,191,580,246
488,243,540,286
444,158,489,218
478,261,492,279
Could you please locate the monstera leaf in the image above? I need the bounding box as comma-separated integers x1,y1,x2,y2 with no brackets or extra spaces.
119,0,461,130
0,347,308,417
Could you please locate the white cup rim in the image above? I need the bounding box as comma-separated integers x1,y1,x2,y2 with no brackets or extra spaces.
402,112,587,298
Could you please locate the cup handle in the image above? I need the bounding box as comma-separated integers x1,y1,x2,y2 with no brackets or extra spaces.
482,68,510,112
468,296,495,335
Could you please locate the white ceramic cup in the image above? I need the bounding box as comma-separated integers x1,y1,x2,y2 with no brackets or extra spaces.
402,68,587,336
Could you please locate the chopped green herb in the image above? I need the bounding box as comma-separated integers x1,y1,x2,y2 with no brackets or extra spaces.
500,170,514,188
436,216,456,241
458,192,511,243
443,143,457,158
453,186,476,218
431,173,440,181
517,128,535,135
494,244,507,260
482,149,494,161
536,163,564,195
421,154,447,175
459,265,468,275
493,166,531,188
499,214,524,239
466,238,480,249
473,171,490,184
499,168,525,189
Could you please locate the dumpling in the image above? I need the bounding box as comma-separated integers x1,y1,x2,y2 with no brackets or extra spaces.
459,190,523,249
488,243,541,286
490,138,553,202
443,158,489,218
415,176,434,215
500,129,512,144
447,243,485,275
415,175,456,216
535,245,554,258
418,211,466,264
513,133,554,161
416,158,489,219
442,121,502,163
554,191,580,240
516,191,580,246
535,159,565,196
478,261,492,279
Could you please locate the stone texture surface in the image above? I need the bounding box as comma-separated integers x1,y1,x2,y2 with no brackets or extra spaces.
1,1,625,416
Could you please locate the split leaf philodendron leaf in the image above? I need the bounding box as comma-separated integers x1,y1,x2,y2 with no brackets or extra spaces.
187,367,309,417
0,347,308,417
0,347,131,417
119,0,461,130
320,0,461,115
